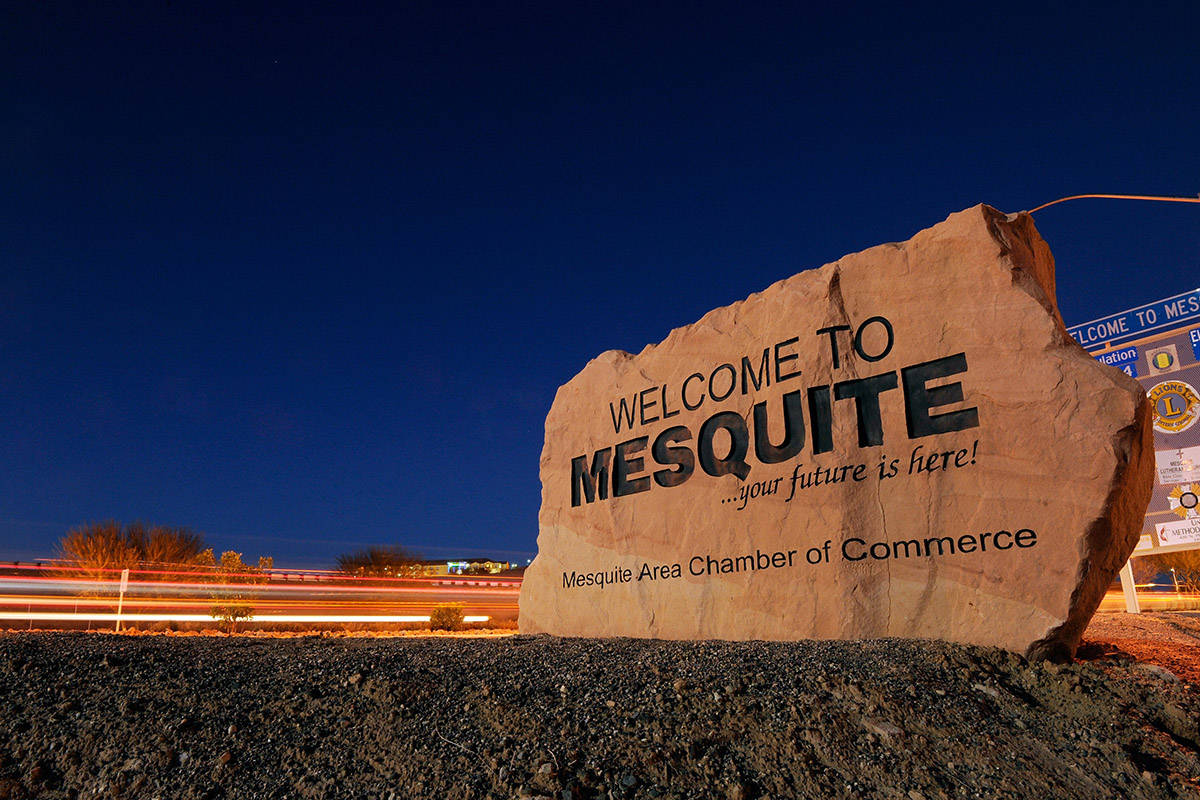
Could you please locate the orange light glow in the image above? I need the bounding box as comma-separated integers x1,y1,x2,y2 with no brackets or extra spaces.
0,612,490,624
0,563,519,629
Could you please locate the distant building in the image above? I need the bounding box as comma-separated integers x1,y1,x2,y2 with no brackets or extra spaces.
416,558,512,576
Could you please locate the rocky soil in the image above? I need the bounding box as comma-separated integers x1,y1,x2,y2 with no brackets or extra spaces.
1082,612,1200,684
1,616,1199,800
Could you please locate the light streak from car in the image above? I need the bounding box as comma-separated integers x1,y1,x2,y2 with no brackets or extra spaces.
0,562,521,628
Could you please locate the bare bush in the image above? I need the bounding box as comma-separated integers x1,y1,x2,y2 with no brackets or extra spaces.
57,521,211,591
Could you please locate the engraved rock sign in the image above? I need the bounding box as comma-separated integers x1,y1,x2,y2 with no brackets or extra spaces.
519,205,1152,659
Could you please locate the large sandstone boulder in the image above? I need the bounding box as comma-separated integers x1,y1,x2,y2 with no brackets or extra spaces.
519,205,1153,659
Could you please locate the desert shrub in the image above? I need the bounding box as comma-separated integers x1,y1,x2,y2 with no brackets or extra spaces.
209,551,273,633
429,603,465,631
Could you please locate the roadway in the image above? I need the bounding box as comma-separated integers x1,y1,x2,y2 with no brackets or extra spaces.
0,563,521,630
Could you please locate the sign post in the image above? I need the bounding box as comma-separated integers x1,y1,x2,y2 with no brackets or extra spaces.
1118,560,1141,613
115,568,130,632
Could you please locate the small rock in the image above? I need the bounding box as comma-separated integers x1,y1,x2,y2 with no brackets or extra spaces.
673,679,687,694
862,718,902,742
908,791,927,800
218,751,233,766
605,700,616,708
538,762,553,775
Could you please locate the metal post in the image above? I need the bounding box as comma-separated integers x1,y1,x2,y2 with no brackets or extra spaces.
1119,560,1140,614
1171,568,1180,596
115,568,130,632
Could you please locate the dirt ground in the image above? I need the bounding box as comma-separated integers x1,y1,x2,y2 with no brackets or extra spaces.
1082,611,1200,684
0,613,1196,800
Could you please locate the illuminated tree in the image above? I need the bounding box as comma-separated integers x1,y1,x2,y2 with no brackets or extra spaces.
335,545,422,578
127,522,208,572
208,550,273,633
1159,550,1200,594
1129,554,1163,588
57,521,210,588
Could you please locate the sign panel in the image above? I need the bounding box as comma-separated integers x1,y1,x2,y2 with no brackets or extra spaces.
1095,346,1138,368
1156,518,1200,547
1156,446,1200,484
1146,344,1180,376
1076,296,1200,555
521,205,1152,658
1094,346,1139,377
1166,483,1199,518
1067,288,1200,349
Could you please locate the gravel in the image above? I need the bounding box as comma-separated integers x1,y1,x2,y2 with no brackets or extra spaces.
0,628,1198,799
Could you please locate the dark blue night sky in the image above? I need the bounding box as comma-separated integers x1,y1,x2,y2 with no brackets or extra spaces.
2,2,1197,565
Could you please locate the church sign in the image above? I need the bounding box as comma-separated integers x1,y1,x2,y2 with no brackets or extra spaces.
519,205,1153,659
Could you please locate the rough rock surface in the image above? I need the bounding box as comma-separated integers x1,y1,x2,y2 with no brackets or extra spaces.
0,628,1199,799
521,204,1153,658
